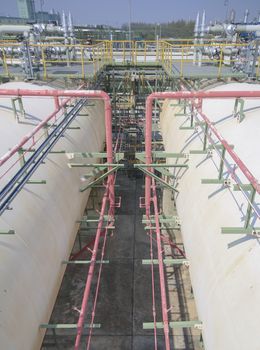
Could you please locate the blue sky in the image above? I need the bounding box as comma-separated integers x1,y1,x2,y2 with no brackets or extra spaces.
1,0,260,26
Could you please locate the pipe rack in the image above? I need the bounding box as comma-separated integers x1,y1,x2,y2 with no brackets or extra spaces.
0,89,115,213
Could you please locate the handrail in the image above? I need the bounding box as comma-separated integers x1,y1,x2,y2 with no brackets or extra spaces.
0,40,254,79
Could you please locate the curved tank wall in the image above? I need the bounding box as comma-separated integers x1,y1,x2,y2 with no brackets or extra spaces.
160,83,260,350
0,82,106,349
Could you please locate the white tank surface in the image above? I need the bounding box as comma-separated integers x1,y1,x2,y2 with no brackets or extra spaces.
0,82,106,349
160,83,260,350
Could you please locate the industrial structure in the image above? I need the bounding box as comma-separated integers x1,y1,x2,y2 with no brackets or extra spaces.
17,0,36,19
0,6,260,350
0,0,60,25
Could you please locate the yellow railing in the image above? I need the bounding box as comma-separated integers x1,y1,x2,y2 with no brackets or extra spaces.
0,40,259,79
0,41,111,79
159,41,256,78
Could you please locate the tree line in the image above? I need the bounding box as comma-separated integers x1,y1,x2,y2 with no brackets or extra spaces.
122,20,195,40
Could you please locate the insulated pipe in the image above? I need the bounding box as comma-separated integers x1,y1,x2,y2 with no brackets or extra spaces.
200,10,206,41
207,23,260,34
68,12,74,38
0,25,32,34
0,24,62,35
0,89,114,209
193,12,200,65
198,10,206,67
244,9,250,24
145,91,260,208
62,11,68,39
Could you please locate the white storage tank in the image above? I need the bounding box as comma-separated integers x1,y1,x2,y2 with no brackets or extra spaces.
0,82,106,349
160,83,260,350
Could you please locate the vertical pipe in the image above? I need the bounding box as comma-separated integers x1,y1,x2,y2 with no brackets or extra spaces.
198,10,206,67
80,46,85,79
244,9,249,24
103,95,115,212
151,178,171,350
193,12,200,65
145,95,153,214
218,47,224,78
156,35,159,63
144,90,260,217
170,45,173,74
2,49,9,77
180,47,184,77
41,46,47,80
74,186,109,350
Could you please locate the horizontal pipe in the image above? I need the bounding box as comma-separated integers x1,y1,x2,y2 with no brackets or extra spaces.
207,23,260,34
0,87,114,348
0,88,114,206
0,89,112,167
0,25,31,34
0,101,65,167
0,83,85,167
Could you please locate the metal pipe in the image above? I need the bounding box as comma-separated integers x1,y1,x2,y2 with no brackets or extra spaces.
0,24,63,35
0,100,65,167
145,96,153,213
0,89,114,208
193,12,200,65
0,84,82,167
200,10,206,40
198,10,206,67
244,9,249,24
86,128,122,349
151,178,171,350
68,12,74,37
149,227,158,350
0,25,31,34
207,23,260,34
145,90,260,207
75,185,109,350
0,100,85,214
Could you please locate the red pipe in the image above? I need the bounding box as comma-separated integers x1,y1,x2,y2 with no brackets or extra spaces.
85,129,123,349
144,90,260,349
74,185,110,350
0,99,68,166
151,178,171,350
145,90,260,206
70,230,106,261
0,88,114,209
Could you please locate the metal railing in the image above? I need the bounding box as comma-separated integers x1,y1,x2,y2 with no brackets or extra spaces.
0,40,259,79
0,41,111,79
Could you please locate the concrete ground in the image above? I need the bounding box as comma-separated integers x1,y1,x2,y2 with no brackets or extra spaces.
171,62,246,78
0,63,96,79
42,171,202,349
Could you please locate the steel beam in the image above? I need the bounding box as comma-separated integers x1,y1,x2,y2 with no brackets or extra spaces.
143,320,202,330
